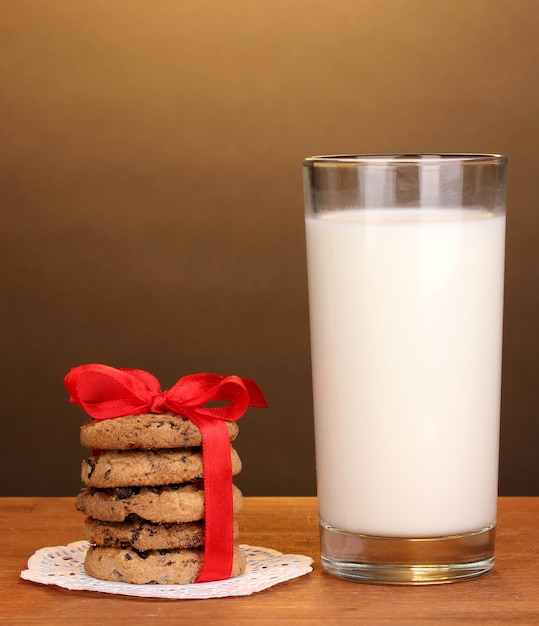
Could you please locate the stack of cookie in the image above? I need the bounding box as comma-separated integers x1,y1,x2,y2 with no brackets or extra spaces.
75,413,246,584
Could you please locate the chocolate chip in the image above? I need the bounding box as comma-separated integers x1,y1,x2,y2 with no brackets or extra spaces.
115,487,134,500
133,548,150,560
84,458,96,478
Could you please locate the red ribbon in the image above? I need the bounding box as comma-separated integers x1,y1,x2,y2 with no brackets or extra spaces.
64,364,267,583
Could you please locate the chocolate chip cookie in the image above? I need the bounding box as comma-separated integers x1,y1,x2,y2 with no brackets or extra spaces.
80,413,239,450
76,483,244,523
81,446,242,488
84,543,246,584
84,516,240,552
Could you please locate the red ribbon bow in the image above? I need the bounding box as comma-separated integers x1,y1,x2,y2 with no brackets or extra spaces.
64,364,267,583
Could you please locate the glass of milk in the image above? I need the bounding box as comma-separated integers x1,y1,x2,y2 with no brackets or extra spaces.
303,154,507,584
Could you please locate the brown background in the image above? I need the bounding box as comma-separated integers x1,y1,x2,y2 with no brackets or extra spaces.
1,0,537,497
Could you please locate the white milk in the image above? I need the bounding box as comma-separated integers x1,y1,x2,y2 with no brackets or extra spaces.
305,208,506,537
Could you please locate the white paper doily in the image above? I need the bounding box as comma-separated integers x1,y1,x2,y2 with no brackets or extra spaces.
20,541,313,599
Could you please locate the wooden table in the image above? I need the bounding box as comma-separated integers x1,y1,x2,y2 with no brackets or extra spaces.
2,497,538,625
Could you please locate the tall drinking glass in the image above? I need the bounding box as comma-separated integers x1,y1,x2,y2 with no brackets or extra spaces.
303,154,507,584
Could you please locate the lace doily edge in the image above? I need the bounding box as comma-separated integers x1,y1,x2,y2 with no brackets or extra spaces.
20,541,314,599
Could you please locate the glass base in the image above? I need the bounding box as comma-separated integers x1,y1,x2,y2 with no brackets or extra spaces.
320,520,496,585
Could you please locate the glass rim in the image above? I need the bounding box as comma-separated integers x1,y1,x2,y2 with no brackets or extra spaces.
303,153,507,166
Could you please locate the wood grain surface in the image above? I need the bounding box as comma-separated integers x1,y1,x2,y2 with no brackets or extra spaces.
2,497,538,625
